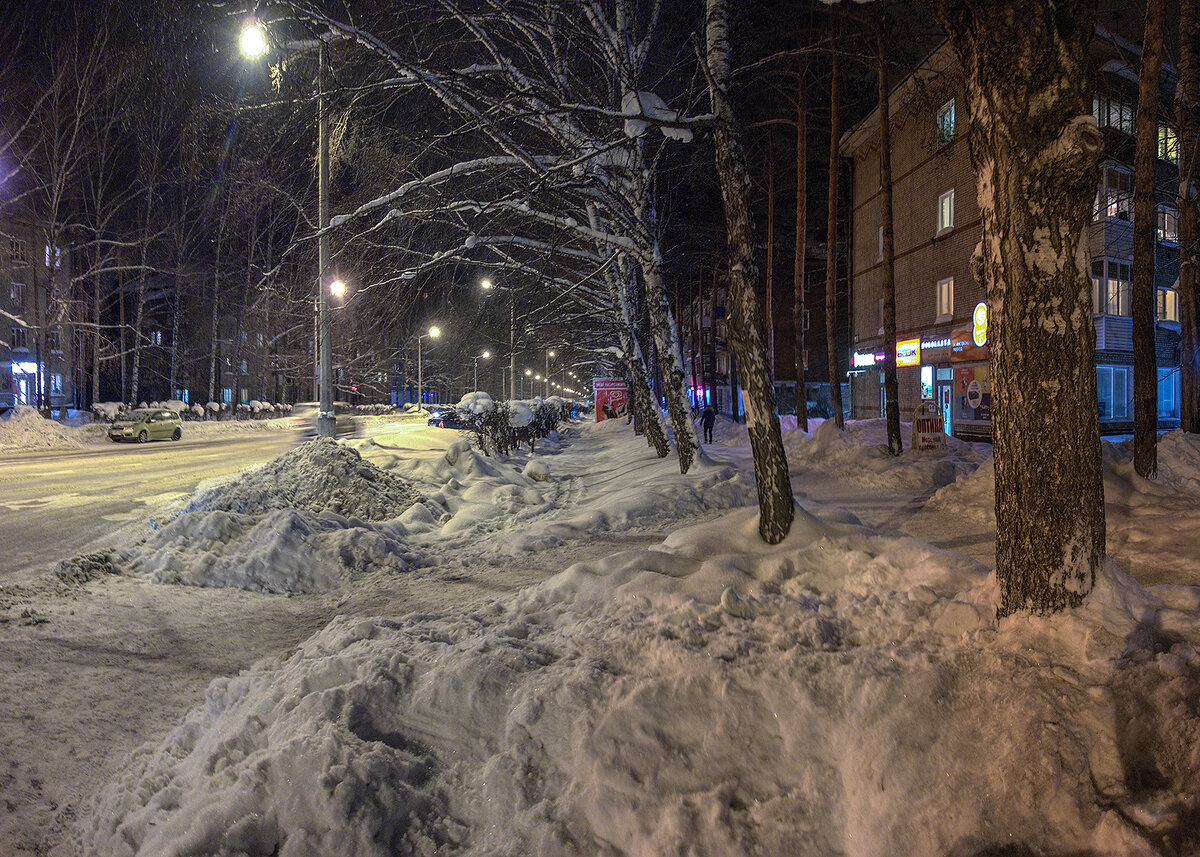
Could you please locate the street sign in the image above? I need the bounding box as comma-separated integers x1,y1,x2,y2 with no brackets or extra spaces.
594,378,629,422
911,400,947,451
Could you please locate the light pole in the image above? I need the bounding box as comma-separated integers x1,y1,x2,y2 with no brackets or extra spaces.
417,325,441,410
524,368,532,399
545,349,555,397
240,21,337,437
473,350,490,393
481,278,516,401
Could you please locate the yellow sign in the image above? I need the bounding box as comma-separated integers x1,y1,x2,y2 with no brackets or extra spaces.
896,338,921,367
972,302,988,347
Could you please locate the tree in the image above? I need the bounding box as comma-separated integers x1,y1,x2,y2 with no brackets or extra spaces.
704,0,795,543
1179,0,1200,435
924,0,1106,615
824,28,845,429
1131,0,1165,478
876,20,902,456
793,65,810,432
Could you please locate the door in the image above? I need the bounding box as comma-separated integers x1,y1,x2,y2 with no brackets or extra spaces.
938,383,953,436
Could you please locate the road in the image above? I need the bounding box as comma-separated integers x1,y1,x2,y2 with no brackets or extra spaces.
0,431,296,580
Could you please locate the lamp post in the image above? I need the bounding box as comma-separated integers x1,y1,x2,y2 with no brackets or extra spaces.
524,368,532,399
240,21,337,437
417,325,441,409
481,278,516,401
545,349,555,398
472,350,490,393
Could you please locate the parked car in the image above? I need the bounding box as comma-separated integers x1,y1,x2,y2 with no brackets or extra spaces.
292,401,358,438
427,408,468,429
108,408,183,443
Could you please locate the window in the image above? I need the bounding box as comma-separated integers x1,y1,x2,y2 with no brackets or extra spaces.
936,99,956,145
936,276,954,319
1093,94,1134,134
1159,367,1180,418
50,373,62,394
240,359,248,373
803,349,809,370
8,237,29,266
47,330,60,352
803,309,811,331
256,332,264,347
1157,288,1179,323
877,225,884,262
10,327,27,349
937,189,955,233
44,244,62,268
10,282,25,306
1097,365,1130,419
1158,123,1179,164
151,329,163,345
1095,166,1133,220
1157,205,1179,243
1091,258,1131,315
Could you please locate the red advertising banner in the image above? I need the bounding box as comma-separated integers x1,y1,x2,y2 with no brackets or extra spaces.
594,378,629,422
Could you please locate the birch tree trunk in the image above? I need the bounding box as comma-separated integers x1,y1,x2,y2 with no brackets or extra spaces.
793,68,809,432
1132,0,1164,478
1178,0,1200,434
877,26,902,455
927,0,1105,615
825,38,845,429
705,0,795,544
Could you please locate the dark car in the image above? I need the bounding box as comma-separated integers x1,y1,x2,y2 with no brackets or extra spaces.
427,408,468,429
292,402,358,438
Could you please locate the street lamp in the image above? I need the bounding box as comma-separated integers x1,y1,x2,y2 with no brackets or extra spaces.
481,278,516,401
330,279,346,299
545,349,555,397
241,21,336,436
524,367,532,400
417,325,441,409
473,350,490,392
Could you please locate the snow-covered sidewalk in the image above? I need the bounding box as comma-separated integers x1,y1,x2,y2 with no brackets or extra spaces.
4,416,1199,856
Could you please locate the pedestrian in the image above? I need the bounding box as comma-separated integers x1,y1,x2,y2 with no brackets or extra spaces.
701,403,716,444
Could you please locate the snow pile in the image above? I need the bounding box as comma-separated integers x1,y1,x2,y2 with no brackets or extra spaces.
91,402,125,422
507,401,534,428
456,392,494,415
0,405,90,450
78,500,1200,857
621,90,693,142
124,440,426,593
784,418,986,493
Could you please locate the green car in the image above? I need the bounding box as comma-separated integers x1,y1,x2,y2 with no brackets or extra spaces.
108,408,183,443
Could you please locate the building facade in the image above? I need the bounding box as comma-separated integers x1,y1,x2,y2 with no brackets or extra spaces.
842,35,1182,439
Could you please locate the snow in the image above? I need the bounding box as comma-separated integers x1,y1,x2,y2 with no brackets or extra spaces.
507,400,535,427
5,414,1200,855
455,391,494,415
0,405,92,450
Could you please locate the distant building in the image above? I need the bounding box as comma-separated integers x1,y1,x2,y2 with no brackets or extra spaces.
841,33,1181,439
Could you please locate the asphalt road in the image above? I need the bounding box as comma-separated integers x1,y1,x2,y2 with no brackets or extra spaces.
0,431,296,580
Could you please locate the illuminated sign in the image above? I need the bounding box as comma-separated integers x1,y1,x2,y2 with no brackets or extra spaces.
896,338,921,367
852,351,884,368
972,302,988,347
921,337,951,350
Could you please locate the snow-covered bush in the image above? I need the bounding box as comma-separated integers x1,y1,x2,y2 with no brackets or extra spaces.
189,404,205,420
90,402,126,423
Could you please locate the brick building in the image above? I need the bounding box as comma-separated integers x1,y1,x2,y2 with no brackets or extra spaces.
841,33,1182,439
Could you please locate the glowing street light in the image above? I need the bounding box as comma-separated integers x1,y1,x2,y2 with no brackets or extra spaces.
473,350,490,392
481,278,516,400
239,20,268,58
329,279,346,299
416,325,441,409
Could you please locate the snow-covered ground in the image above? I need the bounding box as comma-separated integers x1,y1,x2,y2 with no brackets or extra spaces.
3,413,1199,855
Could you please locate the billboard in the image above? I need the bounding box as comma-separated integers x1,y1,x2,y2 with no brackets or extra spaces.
594,378,629,422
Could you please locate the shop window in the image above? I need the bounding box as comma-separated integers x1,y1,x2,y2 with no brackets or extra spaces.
8,237,29,266
1159,368,1180,418
1091,258,1131,315
1095,166,1132,220
1097,365,1129,420
937,189,955,233
1093,94,1133,134
936,99,956,145
1158,123,1179,164
1157,288,1179,323
1157,205,1178,243
936,276,954,320
10,281,25,306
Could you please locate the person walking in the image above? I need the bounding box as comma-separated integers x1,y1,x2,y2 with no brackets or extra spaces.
701,403,716,444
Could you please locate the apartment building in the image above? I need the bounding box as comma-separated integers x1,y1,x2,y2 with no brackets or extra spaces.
842,34,1182,439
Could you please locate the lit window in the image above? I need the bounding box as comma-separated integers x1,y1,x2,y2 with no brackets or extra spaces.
937,189,955,233
936,276,954,319
1097,365,1129,419
1158,123,1179,164
1157,288,1179,323
1159,367,1180,417
1093,94,1134,134
51,373,62,394
1095,166,1132,220
936,99,955,145
10,282,25,305
1157,205,1178,243
151,330,163,345
1091,258,1131,315
44,244,62,268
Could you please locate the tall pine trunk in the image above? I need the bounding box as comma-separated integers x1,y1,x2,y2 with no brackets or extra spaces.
1178,0,1200,434
793,67,809,432
878,26,902,455
1132,0,1164,477
825,38,845,429
705,0,795,544
928,0,1105,615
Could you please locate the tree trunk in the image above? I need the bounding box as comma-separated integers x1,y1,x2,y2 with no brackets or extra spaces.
1133,0,1164,477
927,0,1106,616
766,131,776,375
1178,0,1200,434
118,268,127,402
705,0,795,544
793,67,809,432
92,259,100,405
825,37,845,429
878,26,903,455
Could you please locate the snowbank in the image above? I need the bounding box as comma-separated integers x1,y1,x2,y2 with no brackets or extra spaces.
0,405,91,450
78,499,1200,857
